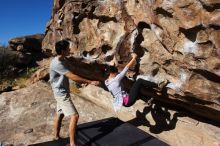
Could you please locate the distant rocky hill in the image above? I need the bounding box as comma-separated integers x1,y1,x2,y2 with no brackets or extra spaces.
9,34,44,52
0,34,46,94
42,0,220,122
8,34,45,66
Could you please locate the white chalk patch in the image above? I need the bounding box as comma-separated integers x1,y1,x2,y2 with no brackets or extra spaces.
115,0,122,6
180,70,188,82
82,54,96,62
69,41,74,49
136,75,163,84
147,0,154,5
166,82,181,90
166,69,188,91
137,69,189,92
150,24,162,41
183,40,198,54
105,50,115,57
162,0,178,7
57,19,62,24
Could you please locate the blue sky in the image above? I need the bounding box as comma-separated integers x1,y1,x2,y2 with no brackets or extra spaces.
0,0,53,45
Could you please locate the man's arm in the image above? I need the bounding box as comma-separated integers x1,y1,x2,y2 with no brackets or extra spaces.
65,71,99,85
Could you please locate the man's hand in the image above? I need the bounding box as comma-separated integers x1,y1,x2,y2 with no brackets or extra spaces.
90,81,100,86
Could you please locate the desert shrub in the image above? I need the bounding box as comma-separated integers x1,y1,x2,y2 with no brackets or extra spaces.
0,45,18,71
0,66,38,88
0,45,38,88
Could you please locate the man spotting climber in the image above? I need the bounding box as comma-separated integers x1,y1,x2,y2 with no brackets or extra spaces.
49,39,99,146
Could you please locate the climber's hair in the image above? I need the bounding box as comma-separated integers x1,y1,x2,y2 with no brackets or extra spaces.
104,65,118,77
55,39,70,55
108,65,118,73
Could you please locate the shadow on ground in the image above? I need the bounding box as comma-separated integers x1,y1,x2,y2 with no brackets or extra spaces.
127,101,185,134
28,137,69,146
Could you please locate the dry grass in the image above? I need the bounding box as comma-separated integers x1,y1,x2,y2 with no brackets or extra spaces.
0,67,38,89
70,83,81,94
14,77,31,88
0,45,39,89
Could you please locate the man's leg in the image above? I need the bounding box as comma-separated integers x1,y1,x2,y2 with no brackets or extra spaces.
54,112,64,139
58,94,78,146
69,114,79,146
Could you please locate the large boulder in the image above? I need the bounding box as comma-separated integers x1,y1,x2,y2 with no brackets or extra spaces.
7,34,47,67
42,0,220,122
9,34,44,52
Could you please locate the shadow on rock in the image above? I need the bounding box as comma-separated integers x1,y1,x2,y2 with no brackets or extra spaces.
127,102,185,134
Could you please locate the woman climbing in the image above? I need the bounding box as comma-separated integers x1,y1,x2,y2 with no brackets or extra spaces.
105,53,167,112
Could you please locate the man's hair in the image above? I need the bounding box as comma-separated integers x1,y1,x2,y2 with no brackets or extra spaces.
55,40,70,55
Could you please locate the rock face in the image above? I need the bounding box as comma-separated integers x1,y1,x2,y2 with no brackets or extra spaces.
42,0,220,122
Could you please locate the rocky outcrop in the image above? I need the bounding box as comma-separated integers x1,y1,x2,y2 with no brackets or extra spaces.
0,84,12,94
9,34,44,52
42,0,220,122
8,34,45,66
29,58,51,84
